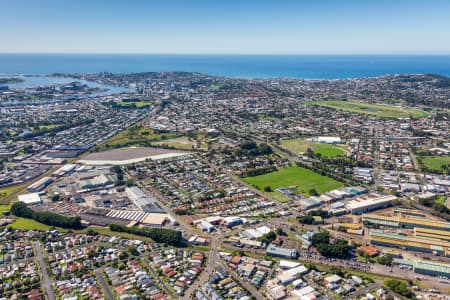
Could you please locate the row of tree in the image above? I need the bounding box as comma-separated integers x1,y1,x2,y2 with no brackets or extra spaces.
11,202,82,229
239,165,277,178
109,224,182,246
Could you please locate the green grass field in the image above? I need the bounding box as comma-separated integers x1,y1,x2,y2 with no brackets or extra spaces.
8,218,55,231
95,125,179,151
0,205,155,240
242,166,343,201
116,100,154,108
419,155,450,173
0,184,27,205
152,136,208,150
280,138,347,157
310,100,428,119
38,124,62,131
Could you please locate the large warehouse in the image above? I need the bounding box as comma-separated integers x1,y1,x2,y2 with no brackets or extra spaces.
363,213,450,231
346,195,396,214
369,230,450,257
393,258,450,278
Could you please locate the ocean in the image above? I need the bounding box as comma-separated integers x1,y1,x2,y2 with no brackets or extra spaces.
1,54,450,79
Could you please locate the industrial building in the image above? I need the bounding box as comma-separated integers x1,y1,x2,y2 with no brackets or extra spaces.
266,244,298,259
363,213,450,231
105,209,169,226
296,197,322,210
346,194,396,214
393,258,450,277
27,176,53,193
414,227,450,242
52,164,76,177
316,136,342,144
125,186,164,213
369,230,450,257
17,193,41,205
276,265,308,285
223,216,243,228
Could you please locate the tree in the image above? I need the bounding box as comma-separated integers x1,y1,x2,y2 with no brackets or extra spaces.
309,188,319,196
128,246,140,256
264,186,273,192
109,224,182,246
377,255,393,266
258,231,277,245
311,232,330,246
11,202,82,229
384,279,414,298
275,227,285,236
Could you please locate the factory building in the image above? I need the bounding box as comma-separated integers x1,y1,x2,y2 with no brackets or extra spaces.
363,213,450,231
369,230,450,257
346,195,396,214
126,186,164,213
266,244,299,259
27,176,53,193
393,258,450,278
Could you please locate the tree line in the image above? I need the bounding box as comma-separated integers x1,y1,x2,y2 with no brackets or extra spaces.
109,223,182,246
11,202,82,229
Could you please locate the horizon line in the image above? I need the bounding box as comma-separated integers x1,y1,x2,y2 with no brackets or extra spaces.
1,52,450,56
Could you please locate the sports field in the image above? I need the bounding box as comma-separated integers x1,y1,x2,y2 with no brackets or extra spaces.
280,138,347,157
242,166,343,202
310,100,428,119
419,155,450,173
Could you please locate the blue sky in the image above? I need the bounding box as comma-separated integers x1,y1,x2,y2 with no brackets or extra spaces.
1,0,449,54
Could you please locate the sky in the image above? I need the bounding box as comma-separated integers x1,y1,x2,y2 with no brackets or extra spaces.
1,0,450,54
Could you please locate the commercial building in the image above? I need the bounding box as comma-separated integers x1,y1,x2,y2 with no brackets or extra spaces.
346,195,396,214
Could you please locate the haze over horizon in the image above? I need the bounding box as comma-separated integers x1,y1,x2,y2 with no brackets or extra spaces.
1,0,450,55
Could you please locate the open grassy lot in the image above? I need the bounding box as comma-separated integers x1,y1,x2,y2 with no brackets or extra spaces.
0,204,11,214
310,100,428,119
115,100,154,108
242,166,343,201
0,208,155,241
152,136,208,150
38,124,62,131
280,138,347,157
0,184,27,205
8,218,55,231
419,155,450,173
95,125,179,151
